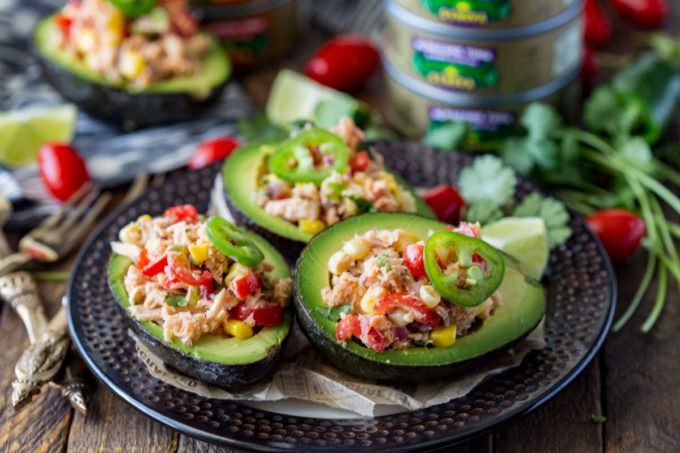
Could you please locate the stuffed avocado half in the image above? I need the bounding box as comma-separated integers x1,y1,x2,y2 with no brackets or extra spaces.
33,0,230,128
294,212,545,382
108,206,292,388
223,118,435,259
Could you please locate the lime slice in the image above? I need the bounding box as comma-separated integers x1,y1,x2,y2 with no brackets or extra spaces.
266,69,368,129
481,217,549,280
0,105,77,168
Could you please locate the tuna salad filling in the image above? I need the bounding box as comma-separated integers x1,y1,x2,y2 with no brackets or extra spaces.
111,205,292,346
323,223,502,352
52,0,211,87
255,118,417,234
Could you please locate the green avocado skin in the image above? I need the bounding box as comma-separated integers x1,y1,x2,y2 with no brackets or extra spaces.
294,212,546,383
107,232,291,389
222,143,436,264
33,16,230,128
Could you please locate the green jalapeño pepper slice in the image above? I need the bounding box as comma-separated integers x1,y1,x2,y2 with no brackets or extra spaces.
206,216,264,267
107,0,157,17
424,231,505,307
267,128,349,184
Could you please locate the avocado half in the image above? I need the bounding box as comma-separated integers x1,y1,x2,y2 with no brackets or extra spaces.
108,231,291,388
222,143,436,261
33,16,231,128
294,212,546,382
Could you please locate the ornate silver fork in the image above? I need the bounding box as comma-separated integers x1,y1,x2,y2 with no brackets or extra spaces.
0,186,112,276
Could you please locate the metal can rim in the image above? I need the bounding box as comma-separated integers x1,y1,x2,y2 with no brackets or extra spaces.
383,56,581,107
385,0,584,41
191,0,294,20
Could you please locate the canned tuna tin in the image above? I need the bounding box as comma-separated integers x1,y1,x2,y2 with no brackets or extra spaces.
394,0,579,29
385,0,583,96
383,60,580,149
191,0,298,69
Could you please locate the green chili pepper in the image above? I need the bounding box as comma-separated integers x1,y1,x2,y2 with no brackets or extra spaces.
267,128,349,184
424,231,505,307
107,0,157,17
206,216,264,267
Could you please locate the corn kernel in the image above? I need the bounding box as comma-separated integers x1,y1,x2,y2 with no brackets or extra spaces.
343,237,371,260
188,245,209,265
419,285,441,308
75,28,97,54
119,223,140,244
299,219,326,235
359,287,384,314
225,320,253,339
225,262,250,286
137,215,152,222
394,232,419,252
431,325,457,347
378,171,398,193
105,8,125,35
119,49,146,79
328,251,351,275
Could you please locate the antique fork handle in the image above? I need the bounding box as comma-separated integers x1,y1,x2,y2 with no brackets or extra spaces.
0,272,48,343
0,253,33,279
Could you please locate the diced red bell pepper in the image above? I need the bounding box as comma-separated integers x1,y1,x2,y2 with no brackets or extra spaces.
232,302,284,327
167,253,214,289
374,293,439,328
349,151,371,173
336,315,361,341
163,204,199,223
403,243,426,279
138,248,168,277
230,273,262,300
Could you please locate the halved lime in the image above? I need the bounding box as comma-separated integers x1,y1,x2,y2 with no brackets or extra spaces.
0,105,77,168
481,217,549,280
266,69,369,129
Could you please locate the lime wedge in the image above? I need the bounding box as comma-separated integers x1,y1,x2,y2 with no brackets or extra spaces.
481,217,549,280
0,105,77,168
266,69,369,129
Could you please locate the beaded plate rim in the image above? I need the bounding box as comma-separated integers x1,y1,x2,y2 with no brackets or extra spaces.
67,146,617,452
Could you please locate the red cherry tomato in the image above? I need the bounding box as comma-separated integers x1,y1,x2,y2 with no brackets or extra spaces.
163,204,199,223
232,302,284,327
305,36,381,92
336,315,361,341
586,209,646,262
229,273,262,300
349,151,371,173
608,0,668,29
364,327,386,353
404,243,426,279
421,185,466,225
374,293,439,328
584,0,612,47
167,253,214,288
188,137,240,169
38,143,90,202
138,248,168,277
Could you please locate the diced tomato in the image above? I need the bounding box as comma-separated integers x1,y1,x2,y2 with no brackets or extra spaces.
374,293,439,328
454,221,480,238
138,248,168,277
422,185,466,225
167,253,214,289
54,13,73,37
163,204,199,223
232,302,284,327
349,151,371,173
230,273,262,300
188,137,240,169
403,243,426,279
336,315,361,341
365,327,386,353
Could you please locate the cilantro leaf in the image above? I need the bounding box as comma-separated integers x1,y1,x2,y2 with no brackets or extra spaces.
237,113,288,142
465,201,503,225
584,87,628,138
513,193,572,248
459,155,517,208
349,196,377,214
165,294,189,308
424,122,468,150
521,103,561,141
619,137,653,172
501,138,535,175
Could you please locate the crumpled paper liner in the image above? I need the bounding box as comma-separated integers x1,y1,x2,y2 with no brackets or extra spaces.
127,177,547,417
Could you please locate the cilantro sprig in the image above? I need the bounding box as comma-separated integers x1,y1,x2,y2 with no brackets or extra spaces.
458,155,517,209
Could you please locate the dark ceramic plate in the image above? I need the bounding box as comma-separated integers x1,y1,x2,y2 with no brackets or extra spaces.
67,143,616,452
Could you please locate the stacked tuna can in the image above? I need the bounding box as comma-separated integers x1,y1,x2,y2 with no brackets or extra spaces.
190,0,298,69
383,0,584,148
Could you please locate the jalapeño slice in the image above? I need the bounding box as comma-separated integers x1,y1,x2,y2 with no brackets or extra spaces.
206,216,264,267
107,0,157,17
424,231,504,307
267,128,349,184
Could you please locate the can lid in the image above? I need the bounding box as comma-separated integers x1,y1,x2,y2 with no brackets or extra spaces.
385,0,583,41
383,57,580,107
191,0,293,20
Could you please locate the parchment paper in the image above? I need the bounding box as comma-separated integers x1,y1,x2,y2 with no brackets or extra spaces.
129,178,546,417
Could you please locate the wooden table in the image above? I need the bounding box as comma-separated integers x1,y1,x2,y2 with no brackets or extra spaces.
1,5,678,453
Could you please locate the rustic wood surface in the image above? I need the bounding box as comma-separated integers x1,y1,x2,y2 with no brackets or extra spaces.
1,4,678,453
